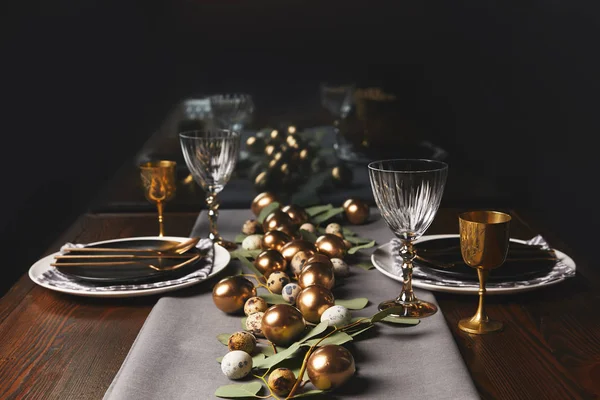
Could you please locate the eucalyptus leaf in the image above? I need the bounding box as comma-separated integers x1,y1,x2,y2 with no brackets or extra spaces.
342,227,356,237
345,235,374,245
253,343,302,369
370,307,420,325
305,331,353,347
299,229,318,243
312,207,345,225
217,333,230,345
257,202,281,223
299,321,329,343
230,249,262,259
354,261,374,271
214,382,263,398
289,389,327,398
237,255,264,278
306,204,333,217
346,323,376,337
347,240,376,254
260,292,287,305
380,316,421,325
335,297,369,310
234,234,247,244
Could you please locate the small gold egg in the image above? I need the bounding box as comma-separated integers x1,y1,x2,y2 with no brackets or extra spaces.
296,285,335,324
298,262,335,290
307,345,356,390
254,249,287,276
212,276,257,314
261,230,291,251
315,234,347,259
281,204,309,226
263,210,295,233
342,198,370,225
306,253,333,267
261,304,306,347
251,192,278,216
280,240,317,263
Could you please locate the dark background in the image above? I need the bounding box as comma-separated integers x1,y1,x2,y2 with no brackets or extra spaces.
1,1,598,295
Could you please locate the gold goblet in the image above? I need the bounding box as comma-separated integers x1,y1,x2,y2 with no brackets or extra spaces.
139,160,177,237
458,211,511,334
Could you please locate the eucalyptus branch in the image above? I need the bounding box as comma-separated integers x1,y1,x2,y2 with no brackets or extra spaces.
253,374,279,399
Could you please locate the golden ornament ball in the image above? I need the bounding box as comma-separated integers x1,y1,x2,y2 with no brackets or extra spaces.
298,262,335,290
307,344,356,390
296,285,335,323
254,249,287,276
306,253,333,268
263,210,295,233
264,143,277,157
212,276,257,314
261,230,291,252
251,192,278,216
315,234,347,259
261,304,306,347
280,239,316,263
281,204,309,226
342,198,370,225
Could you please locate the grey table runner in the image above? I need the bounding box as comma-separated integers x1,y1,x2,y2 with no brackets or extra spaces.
104,209,479,400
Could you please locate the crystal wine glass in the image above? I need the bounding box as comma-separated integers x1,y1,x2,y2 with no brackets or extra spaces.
208,94,254,133
139,160,177,237
179,130,241,250
368,159,448,318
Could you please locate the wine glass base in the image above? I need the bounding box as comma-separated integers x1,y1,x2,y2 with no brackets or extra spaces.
378,299,438,318
216,239,238,250
458,318,503,334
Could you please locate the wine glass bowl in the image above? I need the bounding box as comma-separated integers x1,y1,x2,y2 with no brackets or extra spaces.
208,94,254,133
139,160,177,237
368,159,448,318
179,130,240,250
458,211,511,334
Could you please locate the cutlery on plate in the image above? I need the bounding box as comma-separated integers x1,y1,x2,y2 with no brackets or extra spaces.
54,254,196,260
62,237,200,255
415,255,560,269
51,253,202,271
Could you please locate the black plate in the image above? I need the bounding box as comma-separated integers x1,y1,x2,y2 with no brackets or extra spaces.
413,237,557,282
54,239,203,284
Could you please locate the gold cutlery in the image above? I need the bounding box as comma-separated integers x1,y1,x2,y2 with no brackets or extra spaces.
51,253,201,271
54,254,196,260
415,254,559,269
62,237,200,255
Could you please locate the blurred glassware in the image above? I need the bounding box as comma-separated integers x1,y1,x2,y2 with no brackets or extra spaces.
208,94,254,133
183,98,212,120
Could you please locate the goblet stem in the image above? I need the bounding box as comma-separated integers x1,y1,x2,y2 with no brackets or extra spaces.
156,202,165,237
205,192,237,250
458,268,503,334
397,240,416,303
473,268,489,323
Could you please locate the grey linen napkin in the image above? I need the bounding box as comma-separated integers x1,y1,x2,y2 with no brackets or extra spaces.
38,239,214,292
104,209,479,400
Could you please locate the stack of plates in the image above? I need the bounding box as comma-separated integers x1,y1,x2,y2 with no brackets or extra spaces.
29,236,230,298
371,234,576,295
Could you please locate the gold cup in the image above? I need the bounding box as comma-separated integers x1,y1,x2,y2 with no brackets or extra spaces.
139,160,177,237
458,211,511,334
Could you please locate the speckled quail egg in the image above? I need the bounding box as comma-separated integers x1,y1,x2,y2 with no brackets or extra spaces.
320,305,352,327
299,223,315,233
268,368,296,396
281,283,302,305
325,223,342,235
242,219,262,235
228,331,257,354
244,296,268,316
242,234,263,251
266,271,290,294
245,311,265,337
290,250,311,276
221,350,253,379
331,258,350,278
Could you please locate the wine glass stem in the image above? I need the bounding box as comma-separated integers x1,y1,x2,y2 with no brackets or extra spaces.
473,268,489,322
205,192,221,242
156,202,164,237
397,240,416,303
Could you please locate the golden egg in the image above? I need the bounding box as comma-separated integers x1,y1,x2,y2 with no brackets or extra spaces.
263,210,295,233
307,344,356,390
270,129,283,142
212,276,257,314
280,240,316,263
296,285,335,323
299,148,311,162
261,230,292,251
306,253,333,268
254,249,287,276
251,192,279,216
281,204,309,226
342,198,370,225
315,234,347,259
298,262,335,290
261,304,306,347
265,144,277,157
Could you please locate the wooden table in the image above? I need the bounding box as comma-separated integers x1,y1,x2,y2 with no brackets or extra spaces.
1,208,598,400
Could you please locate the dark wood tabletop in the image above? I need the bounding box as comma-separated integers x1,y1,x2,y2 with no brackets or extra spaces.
1,208,598,400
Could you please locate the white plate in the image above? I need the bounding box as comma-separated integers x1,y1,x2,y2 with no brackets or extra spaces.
371,234,576,295
29,236,230,298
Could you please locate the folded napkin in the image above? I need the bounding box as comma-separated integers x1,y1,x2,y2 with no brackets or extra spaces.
392,235,575,289
38,239,214,292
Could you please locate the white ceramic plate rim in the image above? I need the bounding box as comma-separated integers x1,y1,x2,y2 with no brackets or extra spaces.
28,236,230,298
371,234,576,295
